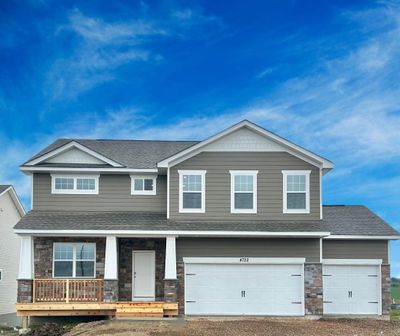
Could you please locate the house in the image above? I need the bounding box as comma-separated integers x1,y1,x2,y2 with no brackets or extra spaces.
14,120,399,325
0,185,25,326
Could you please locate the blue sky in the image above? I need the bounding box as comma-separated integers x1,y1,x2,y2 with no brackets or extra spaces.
0,1,399,276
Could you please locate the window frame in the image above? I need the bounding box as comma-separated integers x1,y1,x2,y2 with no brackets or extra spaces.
178,170,206,213
52,242,96,278
282,170,311,214
230,170,258,214
130,175,157,195
51,174,99,195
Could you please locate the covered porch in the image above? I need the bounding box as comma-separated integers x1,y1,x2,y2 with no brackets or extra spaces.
16,235,179,324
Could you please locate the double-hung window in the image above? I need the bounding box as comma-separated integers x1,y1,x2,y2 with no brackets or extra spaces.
282,170,311,213
51,175,99,194
53,243,96,278
230,170,258,213
178,170,206,213
130,175,157,195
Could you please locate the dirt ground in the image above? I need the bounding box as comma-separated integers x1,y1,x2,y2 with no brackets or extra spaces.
64,318,400,336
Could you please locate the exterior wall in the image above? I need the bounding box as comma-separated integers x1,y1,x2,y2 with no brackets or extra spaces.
169,152,320,221
177,237,321,262
118,238,165,301
322,240,389,263
0,191,22,320
33,237,106,278
32,173,167,212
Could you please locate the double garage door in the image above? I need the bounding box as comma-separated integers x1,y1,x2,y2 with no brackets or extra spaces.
184,259,305,316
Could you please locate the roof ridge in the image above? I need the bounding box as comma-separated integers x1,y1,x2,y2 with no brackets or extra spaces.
70,138,200,143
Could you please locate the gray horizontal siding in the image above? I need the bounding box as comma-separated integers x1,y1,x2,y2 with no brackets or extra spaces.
32,173,167,212
322,240,389,264
170,152,320,221
177,238,320,263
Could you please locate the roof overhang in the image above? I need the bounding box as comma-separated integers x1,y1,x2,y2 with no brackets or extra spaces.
14,229,331,238
157,120,334,170
20,166,158,174
0,186,26,217
23,141,124,168
324,235,400,240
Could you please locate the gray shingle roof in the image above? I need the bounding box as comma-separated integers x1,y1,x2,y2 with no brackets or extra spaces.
14,206,399,237
24,139,199,169
0,185,11,194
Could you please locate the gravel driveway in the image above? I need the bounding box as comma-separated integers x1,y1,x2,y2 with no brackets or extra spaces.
65,318,400,336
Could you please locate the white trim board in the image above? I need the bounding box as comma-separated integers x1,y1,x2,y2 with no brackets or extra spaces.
322,259,382,265
183,257,306,265
157,120,334,169
324,235,400,240
21,166,158,174
14,229,331,238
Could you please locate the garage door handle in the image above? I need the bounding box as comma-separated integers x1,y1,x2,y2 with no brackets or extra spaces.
348,291,353,298
241,290,246,298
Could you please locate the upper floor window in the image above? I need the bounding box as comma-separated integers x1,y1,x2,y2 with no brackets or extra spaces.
178,170,206,213
282,170,311,214
51,174,99,195
130,175,157,195
230,170,258,214
53,243,96,278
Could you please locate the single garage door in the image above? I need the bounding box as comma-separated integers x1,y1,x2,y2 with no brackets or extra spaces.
184,258,305,316
323,261,381,315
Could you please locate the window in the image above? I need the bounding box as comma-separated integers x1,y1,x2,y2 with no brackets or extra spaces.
178,170,206,213
230,171,258,213
53,243,96,278
130,175,157,195
282,170,311,213
51,175,99,194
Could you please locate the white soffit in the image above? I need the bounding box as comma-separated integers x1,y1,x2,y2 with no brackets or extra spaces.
45,147,105,165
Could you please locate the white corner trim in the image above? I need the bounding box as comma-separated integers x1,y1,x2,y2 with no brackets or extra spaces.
319,238,323,263
183,257,306,265
322,259,382,265
324,235,400,240
157,120,334,169
104,236,118,280
319,168,323,220
18,236,33,280
130,175,157,195
178,170,206,213
282,170,311,214
25,141,124,167
0,185,26,216
230,170,258,214
165,236,177,279
51,174,100,195
167,167,170,219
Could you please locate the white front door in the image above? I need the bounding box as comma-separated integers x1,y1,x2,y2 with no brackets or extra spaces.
185,262,304,316
323,264,381,315
132,251,155,301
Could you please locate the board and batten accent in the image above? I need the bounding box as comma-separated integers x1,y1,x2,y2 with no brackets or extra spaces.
322,240,389,264
176,238,320,263
169,152,320,220
32,173,167,212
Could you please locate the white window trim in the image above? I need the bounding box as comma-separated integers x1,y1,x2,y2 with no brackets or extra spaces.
178,170,206,213
51,174,99,195
282,170,311,214
230,170,258,214
130,175,157,195
52,242,96,278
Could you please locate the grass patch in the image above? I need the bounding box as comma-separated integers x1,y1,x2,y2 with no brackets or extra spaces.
392,285,400,301
391,309,400,321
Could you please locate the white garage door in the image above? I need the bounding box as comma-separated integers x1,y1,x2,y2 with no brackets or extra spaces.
184,258,305,316
323,262,381,315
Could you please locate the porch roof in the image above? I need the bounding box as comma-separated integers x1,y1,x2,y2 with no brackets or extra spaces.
14,206,399,237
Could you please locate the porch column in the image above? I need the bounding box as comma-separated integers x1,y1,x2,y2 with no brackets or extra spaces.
17,236,34,303
164,236,178,302
103,236,119,302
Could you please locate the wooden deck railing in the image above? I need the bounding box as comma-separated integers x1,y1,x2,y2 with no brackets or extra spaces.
33,279,103,303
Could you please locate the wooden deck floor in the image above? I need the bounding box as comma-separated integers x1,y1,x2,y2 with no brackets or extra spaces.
16,302,179,318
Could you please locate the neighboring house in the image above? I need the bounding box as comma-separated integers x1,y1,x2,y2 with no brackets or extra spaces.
14,120,399,324
0,185,25,326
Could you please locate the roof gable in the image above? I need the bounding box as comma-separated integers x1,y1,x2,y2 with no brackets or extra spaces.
0,185,26,217
158,120,334,170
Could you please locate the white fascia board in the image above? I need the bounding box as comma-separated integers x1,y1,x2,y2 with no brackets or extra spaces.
157,120,334,169
324,235,400,240
0,186,26,216
24,141,124,167
323,259,382,265
21,166,158,174
14,229,331,238
183,257,306,265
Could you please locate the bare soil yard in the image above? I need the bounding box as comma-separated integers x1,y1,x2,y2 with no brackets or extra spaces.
64,318,400,336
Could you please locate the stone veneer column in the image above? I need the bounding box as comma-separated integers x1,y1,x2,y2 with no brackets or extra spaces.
304,263,323,315
176,261,185,315
103,280,119,302
164,279,178,302
382,264,391,315
17,280,33,303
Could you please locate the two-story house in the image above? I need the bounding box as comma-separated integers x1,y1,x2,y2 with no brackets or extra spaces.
14,120,399,325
